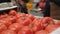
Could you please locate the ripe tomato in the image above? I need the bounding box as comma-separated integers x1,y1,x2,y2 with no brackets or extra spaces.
9,23,24,32
32,26,42,33
41,23,48,29
18,26,33,34
15,13,21,18
41,17,55,24
9,10,17,16
20,13,26,17
29,18,43,33
0,23,7,32
16,17,32,26
1,30,16,34
56,20,60,26
0,14,9,19
0,18,12,26
28,14,35,21
29,24,42,33
9,16,17,23
35,30,49,34
45,25,59,33
32,18,40,23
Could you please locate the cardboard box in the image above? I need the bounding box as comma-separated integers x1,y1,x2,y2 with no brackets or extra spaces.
50,2,60,20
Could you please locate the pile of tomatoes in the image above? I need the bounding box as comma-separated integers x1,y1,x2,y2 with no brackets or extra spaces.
0,10,60,34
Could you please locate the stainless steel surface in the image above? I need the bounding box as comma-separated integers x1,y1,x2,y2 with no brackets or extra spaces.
0,3,17,11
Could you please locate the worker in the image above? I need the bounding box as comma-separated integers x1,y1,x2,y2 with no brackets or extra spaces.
15,0,28,14
35,0,50,17
44,0,50,17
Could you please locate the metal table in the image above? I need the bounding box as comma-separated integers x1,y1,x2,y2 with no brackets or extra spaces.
0,3,18,14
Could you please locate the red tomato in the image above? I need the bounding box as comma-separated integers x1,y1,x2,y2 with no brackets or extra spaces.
18,26,33,34
35,30,49,34
29,24,42,33
29,18,43,33
9,23,24,32
45,25,59,33
41,23,48,29
15,13,21,18
56,20,60,26
20,13,26,17
32,18,43,25
40,17,55,29
0,18,12,26
9,10,17,16
16,17,32,26
28,14,35,21
1,30,16,34
41,17,55,24
32,26,42,33
9,16,17,23
0,14,9,19
0,23,7,32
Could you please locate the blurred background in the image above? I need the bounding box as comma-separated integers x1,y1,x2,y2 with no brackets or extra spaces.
0,0,60,19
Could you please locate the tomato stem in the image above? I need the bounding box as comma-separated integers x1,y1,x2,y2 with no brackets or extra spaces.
22,18,26,20
47,21,50,24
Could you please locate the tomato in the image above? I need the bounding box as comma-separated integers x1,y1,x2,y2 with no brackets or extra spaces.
28,14,35,21
32,18,40,23
32,26,42,33
0,14,9,19
29,24,42,33
35,30,49,34
9,23,23,32
41,17,55,25
16,17,32,26
0,23,7,32
41,23,48,29
9,10,17,16
1,30,16,34
45,25,59,33
15,13,21,18
29,18,43,33
56,20,60,26
20,13,26,17
18,26,33,34
9,16,17,23
0,18,12,26
41,17,55,29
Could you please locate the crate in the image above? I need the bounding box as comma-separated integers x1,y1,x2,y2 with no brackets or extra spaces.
50,2,60,20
